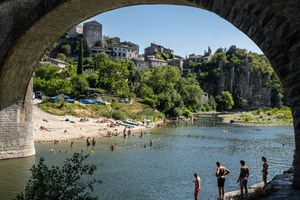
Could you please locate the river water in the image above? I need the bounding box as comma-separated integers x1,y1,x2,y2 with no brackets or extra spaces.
0,114,295,199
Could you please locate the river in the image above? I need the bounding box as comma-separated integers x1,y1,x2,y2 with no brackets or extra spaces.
0,114,295,199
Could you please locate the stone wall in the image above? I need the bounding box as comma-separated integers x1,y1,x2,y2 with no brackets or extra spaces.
0,78,35,159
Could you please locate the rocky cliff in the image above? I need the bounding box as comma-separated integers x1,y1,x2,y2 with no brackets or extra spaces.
202,58,272,110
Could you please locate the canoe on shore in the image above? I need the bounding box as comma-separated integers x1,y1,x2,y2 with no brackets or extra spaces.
122,121,139,126
116,120,135,127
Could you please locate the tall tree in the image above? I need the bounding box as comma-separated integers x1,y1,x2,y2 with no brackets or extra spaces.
77,38,83,75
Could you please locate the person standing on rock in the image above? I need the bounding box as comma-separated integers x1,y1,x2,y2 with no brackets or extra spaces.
193,173,201,200
216,161,230,200
261,156,269,185
237,160,249,197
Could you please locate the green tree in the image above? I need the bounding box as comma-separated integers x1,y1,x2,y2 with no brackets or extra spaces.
106,37,117,46
35,64,60,81
56,53,66,61
216,91,234,110
77,38,83,75
15,152,101,200
98,60,129,95
87,73,99,88
139,84,155,99
232,89,245,109
61,44,71,54
93,52,108,71
71,74,89,95
207,95,217,111
61,64,77,78
42,54,47,61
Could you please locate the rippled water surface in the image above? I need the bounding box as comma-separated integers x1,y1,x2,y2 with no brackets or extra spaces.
0,115,295,199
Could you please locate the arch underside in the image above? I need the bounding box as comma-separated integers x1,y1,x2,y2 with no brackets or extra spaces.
0,0,300,187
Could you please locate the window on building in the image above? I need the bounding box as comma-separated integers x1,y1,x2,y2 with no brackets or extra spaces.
89,30,92,34
129,54,131,57
119,48,121,51
123,49,125,51
123,53,125,57
95,31,98,35
119,53,121,57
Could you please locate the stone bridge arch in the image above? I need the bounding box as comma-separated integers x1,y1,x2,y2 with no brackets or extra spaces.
1,0,300,187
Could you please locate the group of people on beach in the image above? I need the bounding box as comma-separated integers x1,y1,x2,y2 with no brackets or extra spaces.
193,157,268,200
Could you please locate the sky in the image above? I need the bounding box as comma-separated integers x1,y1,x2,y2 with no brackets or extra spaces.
82,5,263,57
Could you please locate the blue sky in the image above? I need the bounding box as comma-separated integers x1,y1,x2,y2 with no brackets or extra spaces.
83,5,263,57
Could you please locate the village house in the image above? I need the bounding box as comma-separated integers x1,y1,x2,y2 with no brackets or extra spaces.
132,58,150,72
183,46,212,68
38,58,68,69
144,43,174,62
69,24,83,38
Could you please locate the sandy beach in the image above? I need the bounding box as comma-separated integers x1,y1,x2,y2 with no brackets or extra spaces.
33,99,154,143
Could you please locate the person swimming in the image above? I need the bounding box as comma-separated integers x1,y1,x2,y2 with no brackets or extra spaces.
111,144,115,150
92,138,96,145
150,140,153,146
71,141,73,147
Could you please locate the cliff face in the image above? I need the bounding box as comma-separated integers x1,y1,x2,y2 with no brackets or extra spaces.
202,58,271,110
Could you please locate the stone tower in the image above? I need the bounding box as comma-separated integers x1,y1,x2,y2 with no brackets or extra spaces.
83,21,103,48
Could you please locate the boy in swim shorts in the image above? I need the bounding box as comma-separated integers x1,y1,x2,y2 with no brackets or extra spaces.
193,173,201,200
237,160,249,198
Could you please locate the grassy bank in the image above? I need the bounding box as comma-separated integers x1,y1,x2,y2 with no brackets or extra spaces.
38,102,164,121
221,107,293,125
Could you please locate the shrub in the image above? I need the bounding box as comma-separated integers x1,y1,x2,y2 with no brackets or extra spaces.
112,109,130,120
15,152,101,200
272,108,279,114
182,108,194,118
263,107,270,112
140,98,155,108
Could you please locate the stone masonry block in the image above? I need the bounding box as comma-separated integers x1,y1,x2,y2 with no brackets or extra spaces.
288,42,300,61
272,53,290,69
252,3,264,16
243,0,257,16
268,13,287,31
240,15,254,33
258,7,275,27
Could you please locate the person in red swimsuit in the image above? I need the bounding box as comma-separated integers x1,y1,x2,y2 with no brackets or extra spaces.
193,173,201,200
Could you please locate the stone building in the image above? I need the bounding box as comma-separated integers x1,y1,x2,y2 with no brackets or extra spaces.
90,43,138,60
110,44,138,59
201,92,209,104
183,46,212,68
148,58,168,67
69,24,83,38
144,43,174,62
38,58,68,69
83,20,103,49
167,57,183,72
132,58,150,72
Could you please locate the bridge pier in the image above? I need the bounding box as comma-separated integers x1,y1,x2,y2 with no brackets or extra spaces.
0,78,35,159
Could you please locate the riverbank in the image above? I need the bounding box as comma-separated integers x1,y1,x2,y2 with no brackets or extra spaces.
33,99,157,143
195,108,293,126
225,167,300,200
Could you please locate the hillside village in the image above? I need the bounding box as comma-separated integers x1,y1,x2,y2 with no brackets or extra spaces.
44,20,212,73
38,20,287,111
